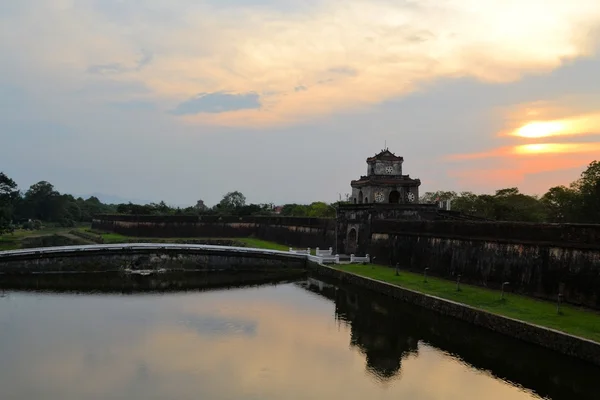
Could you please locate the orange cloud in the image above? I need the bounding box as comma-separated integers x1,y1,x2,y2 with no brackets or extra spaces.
448,142,600,160
448,153,591,193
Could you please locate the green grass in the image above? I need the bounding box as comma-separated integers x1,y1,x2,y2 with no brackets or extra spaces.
82,229,291,251
335,264,600,343
1,226,87,250
236,238,289,251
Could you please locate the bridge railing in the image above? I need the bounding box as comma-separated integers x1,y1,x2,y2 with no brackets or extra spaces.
289,247,311,255
0,243,307,261
308,254,339,265
0,243,350,266
315,247,333,256
350,254,370,263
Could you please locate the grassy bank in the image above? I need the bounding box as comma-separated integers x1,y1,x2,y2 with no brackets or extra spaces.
335,264,600,343
1,227,291,252
0,226,86,251
82,230,290,251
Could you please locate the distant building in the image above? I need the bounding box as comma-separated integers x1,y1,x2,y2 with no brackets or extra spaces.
350,149,421,204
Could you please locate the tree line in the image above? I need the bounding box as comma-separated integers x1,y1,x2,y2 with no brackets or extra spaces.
421,161,600,223
0,176,337,234
1,160,598,234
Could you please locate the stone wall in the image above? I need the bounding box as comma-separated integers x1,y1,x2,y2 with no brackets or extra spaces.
92,215,336,249
367,221,600,309
91,214,600,309
0,247,307,274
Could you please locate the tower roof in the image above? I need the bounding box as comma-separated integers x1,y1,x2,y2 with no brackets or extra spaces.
367,149,404,162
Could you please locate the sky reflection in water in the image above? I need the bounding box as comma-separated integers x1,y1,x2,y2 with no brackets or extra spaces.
0,281,573,400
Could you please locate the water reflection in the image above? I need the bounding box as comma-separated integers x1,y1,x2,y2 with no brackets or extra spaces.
1,275,598,399
300,277,600,400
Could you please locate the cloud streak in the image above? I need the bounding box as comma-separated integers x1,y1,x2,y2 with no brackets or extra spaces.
171,92,261,115
506,113,600,139
448,142,600,160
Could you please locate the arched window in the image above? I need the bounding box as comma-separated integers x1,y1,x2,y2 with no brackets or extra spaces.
353,197,357,204
389,190,400,203
358,190,364,204
364,197,369,203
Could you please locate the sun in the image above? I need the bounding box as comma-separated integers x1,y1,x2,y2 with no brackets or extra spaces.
513,121,565,138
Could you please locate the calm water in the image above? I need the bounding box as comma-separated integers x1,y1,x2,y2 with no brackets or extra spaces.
1,276,599,400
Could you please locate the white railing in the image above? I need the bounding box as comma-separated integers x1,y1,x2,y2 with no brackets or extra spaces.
0,243,307,260
308,254,339,265
289,247,310,255
350,254,370,263
315,247,333,256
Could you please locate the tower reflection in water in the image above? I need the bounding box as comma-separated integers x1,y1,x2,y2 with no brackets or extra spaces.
297,277,600,400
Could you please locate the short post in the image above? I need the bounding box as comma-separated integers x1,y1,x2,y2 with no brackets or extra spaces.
456,274,461,292
335,254,340,264
395,263,399,276
365,254,370,263
424,267,429,283
557,293,563,314
329,247,333,255
350,254,355,263
307,248,310,255
289,247,293,252
316,247,320,254
501,282,510,300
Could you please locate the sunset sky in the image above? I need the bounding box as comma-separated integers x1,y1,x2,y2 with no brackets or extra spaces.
2,0,600,205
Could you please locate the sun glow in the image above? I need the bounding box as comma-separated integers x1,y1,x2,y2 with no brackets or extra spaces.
514,121,566,138
509,114,600,138
513,143,600,155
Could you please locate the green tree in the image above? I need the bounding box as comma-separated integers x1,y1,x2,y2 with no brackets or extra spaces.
307,202,335,218
218,191,246,212
23,181,60,221
541,186,581,223
420,191,457,203
0,172,20,233
280,203,308,217
572,161,600,223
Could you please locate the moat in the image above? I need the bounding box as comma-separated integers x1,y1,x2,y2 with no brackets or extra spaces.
1,274,599,400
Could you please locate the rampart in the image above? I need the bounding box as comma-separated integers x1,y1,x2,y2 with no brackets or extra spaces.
92,214,600,308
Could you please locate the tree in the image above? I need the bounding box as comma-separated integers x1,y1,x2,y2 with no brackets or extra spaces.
23,181,60,221
420,191,457,204
280,203,308,217
307,202,335,218
541,186,581,223
0,172,19,233
572,161,600,223
218,191,246,211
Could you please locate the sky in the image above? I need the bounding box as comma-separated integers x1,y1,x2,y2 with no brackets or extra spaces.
1,0,600,206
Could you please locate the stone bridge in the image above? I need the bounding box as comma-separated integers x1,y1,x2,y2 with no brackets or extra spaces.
0,243,317,274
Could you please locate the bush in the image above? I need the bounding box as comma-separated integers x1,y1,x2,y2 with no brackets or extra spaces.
59,218,75,227
21,220,43,230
